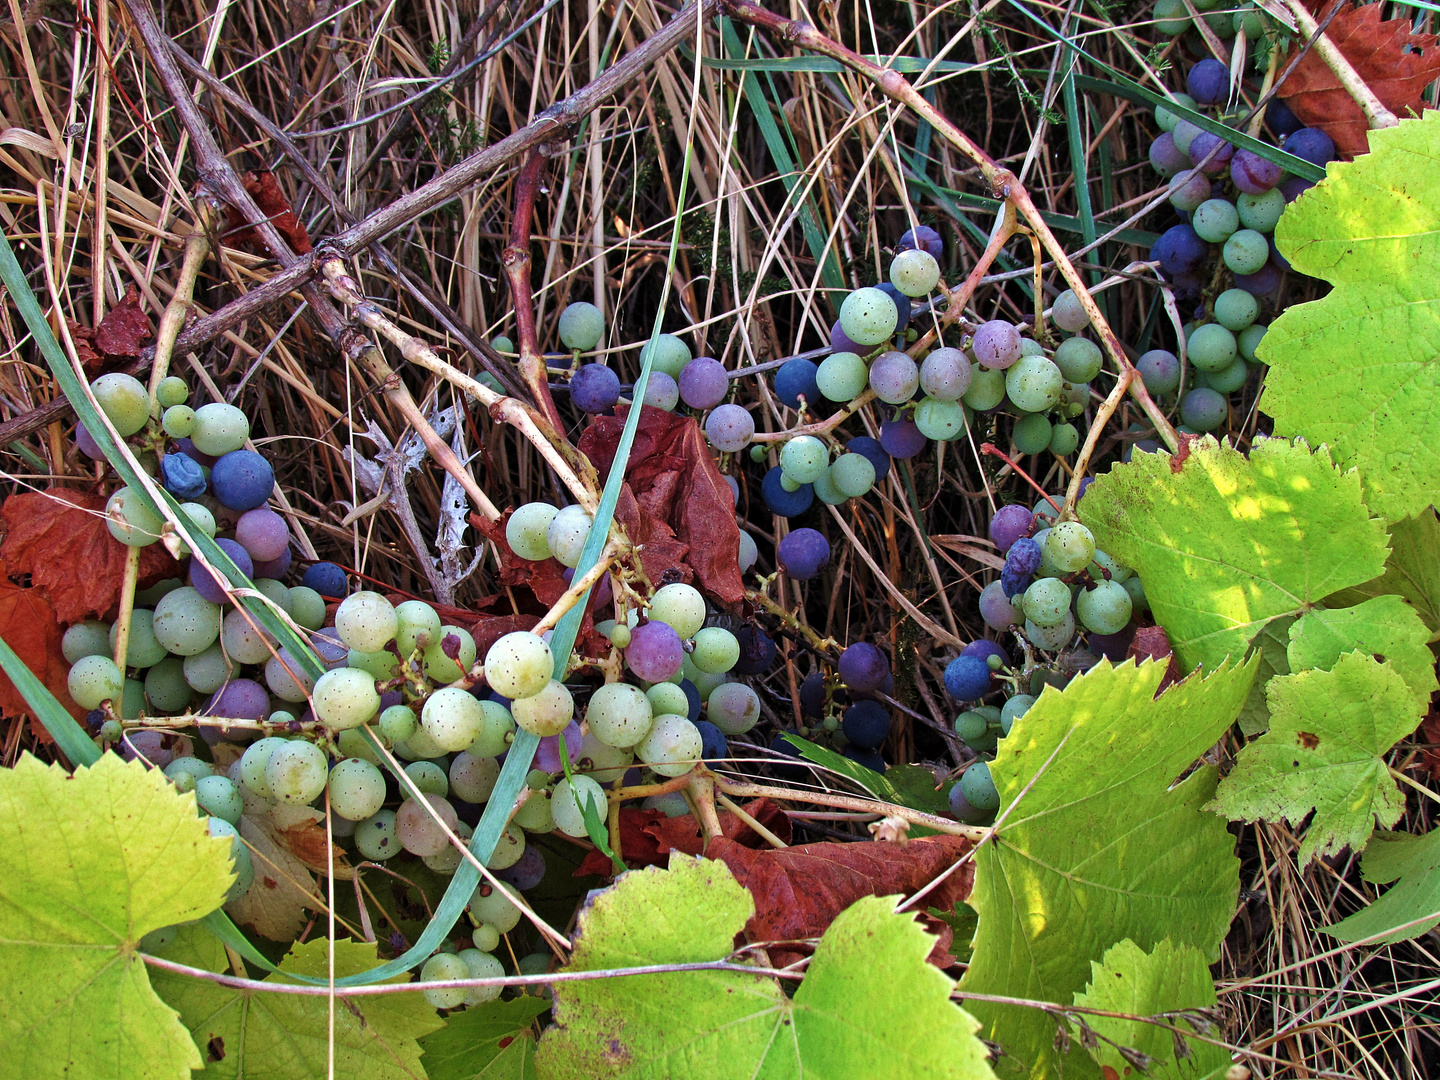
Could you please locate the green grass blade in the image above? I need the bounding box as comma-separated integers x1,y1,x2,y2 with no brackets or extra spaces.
0,635,100,767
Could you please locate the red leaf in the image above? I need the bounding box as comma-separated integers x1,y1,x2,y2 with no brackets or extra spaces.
1128,624,1184,692
0,489,178,623
0,557,84,740
578,406,745,607
65,320,105,376
1419,708,1440,782
704,834,975,967
223,171,312,254
572,799,793,877
93,284,152,359
1279,1,1440,158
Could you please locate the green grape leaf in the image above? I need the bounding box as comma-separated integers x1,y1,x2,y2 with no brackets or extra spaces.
1260,110,1440,521
1238,616,1293,736
150,923,444,1080
1211,652,1419,864
1287,595,1438,712
535,856,996,1080
0,752,234,1080
1328,510,1440,641
1320,827,1440,945
418,997,548,1080
958,657,1256,1080
1080,436,1387,674
1071,938,1230,1079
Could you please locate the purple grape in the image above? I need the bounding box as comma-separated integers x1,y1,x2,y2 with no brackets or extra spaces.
569,364,621,413
190,538,254,603
121,729,172,767
988,504,1033,554
868,351,919,403
830,319,864,355
302,561,347,598
978,580,1020,630
626,621,684,683
534,721,584,773
943,655,991,701
679,679,702,722
732,627,776,675
948,783,993,824
1168,169,1211,211
842,745,886,773
962,639,1009,668
842,700,890,749
1233,263,1281,296
778,528,830,581
704,404,755,452
1150,225,1208,276
1135,349,1181,396
846,436,891,481
678,357,728,410
311,631,348,666
253,547,292,579
1282,127,1335,168
1265,98,1303,138
774,358,821,410
1001,536,1041,598
875,283,911,333
838,642,888,693
1279,176,1315,203
761,466,813,517
1187,131,1234,174
76,423,104,460
496,845,546,890
971,320,1022,370
695,720,728,762
799,672,828,718
211,449,274,512
897,225,943,260
1230,150,1282,195
879,416,927,459
1268,235,1291,272
160,453,207,499
235,506,289,562
210,678,269,721
1077,476,1094,501
1148,133,1190,177
177,437,218,467
380,689,404,710
1186,59,1228,105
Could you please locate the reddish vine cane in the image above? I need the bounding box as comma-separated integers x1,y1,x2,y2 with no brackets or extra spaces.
719,0,1179,516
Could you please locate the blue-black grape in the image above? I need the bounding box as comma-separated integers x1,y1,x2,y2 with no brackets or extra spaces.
943,655,992,701
879,416,927,459
837,642,888,693
1186,58,1228,105
694,720,729,762
190,538,253,604
732,627,776,675
842,700,890,749
302,561,348,598
1282,127,1336,167
570,364,621,413
778,528,830,580
211,450,274,512
875,283,911,333
774,358,821,409
680,679,703,723
897,225,943,260
842,744,886,773
845,436,891,481
799,671,827,718
761,466,814,517
1001,536,1042,598
989,503,1033,554
1150,224,1208,276
962,639,1008,669
161,453,207,499
1265,98,1303,137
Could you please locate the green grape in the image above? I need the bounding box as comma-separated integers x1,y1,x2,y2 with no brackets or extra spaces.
1236,188,1285,233
266,649,316,703
1089,549,1132,583
579,731,633,783
1021,577,1071,627
1191,198,1239,243
1051,289,1090,333
506,502,559,560
552,774,606,838
1153,90,1196,130
336,591,398,652
1049,422,1079,456
152,586,221,656
161,405,196,438
487,823,526,870
190,402,250,456
1044,522,1096,574
423,626,477,683
1024,610,1075,650
220,608,272,665
195,774,243,825
608,623,631,649
1123,574,1149,614
491,335,515,355
1052,337,1102,382
118,678,144,720
469,700,516,758
961,366,1006,410
287,586,326,630
449,751,500,803
469,880,523,933
749,444,768,464
1187,323,1237,372
335,728,379,767
635,714,703,777
779,435,828,484
811,464,846,506
422,687,485,752
816,351,868,402
472,924,502,953
347,648,398,681
378,703,417,744
1077,579,1134,634
547,505,592,567
913,396,966,441
420,952,469,1010
558,301,604,351
156,376,189,408
960,761,1000,811
1213,288,1259,332
312,667,381,730
1012,413,1052,455
424,821,472,874
1238,323,1267,363
999,694,1035,736
458,949,505,1006
255,578,291,614
105,486,164,547
172,501,216,557
1181,387,1229,431
207,817,254,902
182,642,232,696
396,600,442,653
639,333,691,379
691,627,739,674
839,287,899,346
108,611,166,670
355,809,400,860
1222,228,1269,275
91,372,151,437
144,656,192,713
649,583,705,639
238,738,286,799
1019,338,1045,357
62,620,111,665
705,682,760,735
1207,357,1250,394
889,248,940,297
779,474,803,493
485,631,553,699
955,710,990,742
265,740,328,804
513,786,554,831
645,682,689,720
164,756,212,793
1004,356,1064,413
511,679,574,736
404,760,449,798
830,452,876,497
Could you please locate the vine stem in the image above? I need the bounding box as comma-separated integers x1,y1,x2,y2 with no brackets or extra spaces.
712,773,985,840
110,543,141,672
503,147,566,432
145,221,210,414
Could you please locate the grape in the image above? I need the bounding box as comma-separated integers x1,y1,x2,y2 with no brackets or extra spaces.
830,452,876,497
1001,536,1042,598
1053,337,1102,383
331,592,395,653
485,632,553,699
625,620,684,683
86,372,148,439
1224,228,1271,276
543,505,590,568
677,357,728,410
151,376,187,409
839,287,899,346
737,530,758,573
1213,289,1259,332
1005,356,1064,413
265,648,316,702
879,415,929,458
389,601,440,657
1188,323,1237,372
153,586,221,656
889,248,940,296
469,880,523,933
897,224,943,259
375,704,416,745
510,679,573,736
396,793,459,857
1181,387,1228,431
419,952,468,1010
1148,132,1190,177
143,656,191,713
686,628,734,675
1049,422,1080,456
1283,127,1335,167
218,608,271,665
1192,198,1239,243
1012,413,1051,455
707,682,760,735
1203,357,1247,394
1171,120,1202,156
971,321,1023,370
761,466,813,516
780,435,829,483
159,452,206,500
1154,90,1195,131
535,722,584,773
1167,169,1211,212
558,301,604,351
450,752,501,803
1230,150,1282,195
917,347,971,401
312,668,380,730
301,562,347,598
1077,579,1134,635
320,757,383,821
505,502,559,561
943,655,991,701
160,406,196,439
61,620,110,666
553,774,606,838
265,740,328,804
418,687,482,751
988,504,1033,554
816,351,868,402
405,761,449,798
704,403,755,452
105,486,164,548
1233,263,1281,297
635,714,703,777
961,761,1000,811
640,333,691,379
838,643,889,693
191,403,249,456
465,700,514,759
778,528,830,580
1046,523,1096,574
974,581,1017,631
648,582,705,639
843,700,890,748
641,372,679,411
1238,323,1267,363
210,450,274,511
1186,58,1228,105
569,363,622,414
458,949,505,1007
1237,188,1284,234
868,351,919,404
589,680,657,747
230,509,287,564
1022,577,1071,627
351,809,397,861
1279,176,1314,203
66,652,123,711
1150,224,1207,276
1135,349,1181,396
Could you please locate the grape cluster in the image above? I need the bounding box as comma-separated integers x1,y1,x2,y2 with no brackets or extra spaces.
779,641,897,774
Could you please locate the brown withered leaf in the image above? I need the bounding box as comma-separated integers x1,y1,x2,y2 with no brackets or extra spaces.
0,558,82,742
1279,1,1440,157
0,489,178,622
705,834,975,968
93,284,152,358
1128,624,1184,692
223,170,313,254
573,798,792,877
578,405,745,607
228,805,332,941
65,319,105,375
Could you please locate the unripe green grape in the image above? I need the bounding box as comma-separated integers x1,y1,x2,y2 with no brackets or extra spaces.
579,731,633,783
265,740,328,804
106,486,165,547
1222,228,1269,275
449,751,501,803
749,444,768,464
423,626,477,683
608,623,632,649
1022,577,1072,627
889,248,940,297
91,372,151,436
420,952,469,1009
287,586,326,631
1236,188,1285,233
485,631,553,699
153,587,221,656
459,949,505,1006
691,627,739,674
506,502,559,561
1213,288,1259,332
962,367,1006,411
336,591,398,652
830,452,876,497
816,351,868,402
195,774,243,825
1012,413,1052,455
645,681,689,720
164,757,213,793
1000,694,1036,736
422,687,485,752
1052,337,1103,382
404,760,449,798
511,679,574,736
190,402,250,456
162,405,197,438
1123,575,1149,614
378,703,417,744
1207,357,1250,394
960,761,1000,811
312,667,381,730
255,578,291,614
635,714,703,777
811,464,846,506
62,620,111,665
468,700,516,758
513,786,554,831
1049,422,1079,456
1154,90,1196,129
335,728,380,766
558,301,604,351
839,287,899,346
913,396,966,441
491,335,515,355
1187,323,1237,372
469,880,523,933
705,682,761,735
487,823,526,870
110,609,168,668
395,725,446,762
639,333,691,379
649,583,705,639
355,809,400,860
1045,522,1097,574
1024,609,1075,650
238,736,287,798
144,656,192,713
208,817,254,902
396,600,442,653
780,435,829,484
220,607,272,666
779,474,803,493
1089,549,1133,584
547,505,592,568
117,678,144,720
1181,387,1228,431
156,376,189,408
552,774,606,838
1005,356,1065,413
1191,198,1239,243
1237,323,1268,363
1077,579,1134,634
1050,289,1091,333
174,501,216,558
425,821,472,874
